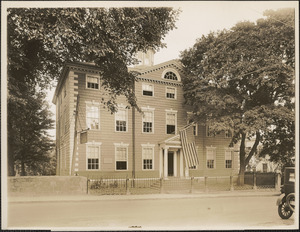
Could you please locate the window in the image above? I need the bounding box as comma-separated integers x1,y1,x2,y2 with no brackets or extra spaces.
193,124,198,136
162,68,181,81
263,163,267,173
225,130,233,138
164,71,178,80
225,150,233,168
142,145,154,170
115,145,128,170
87,76,99,89
142,84,153,96
187,113,198,136
115,108,127,132
166,111,176,134
143,110,154,133
166,86,176,99
206,148,216,169
86,104,100,130
87,145,100,170
206,125,214,137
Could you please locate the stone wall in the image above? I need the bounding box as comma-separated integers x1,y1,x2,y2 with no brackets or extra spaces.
7,176,87,196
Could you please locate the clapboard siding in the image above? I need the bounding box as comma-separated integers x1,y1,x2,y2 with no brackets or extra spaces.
54,61,240,178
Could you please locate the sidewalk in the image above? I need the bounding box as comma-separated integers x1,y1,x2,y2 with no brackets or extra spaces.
8,190,280,203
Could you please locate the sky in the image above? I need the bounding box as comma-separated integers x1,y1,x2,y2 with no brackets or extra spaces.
3,1,298,138
154,1,297,64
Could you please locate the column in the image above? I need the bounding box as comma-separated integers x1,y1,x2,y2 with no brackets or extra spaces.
185,149,189,177
164,147,168,179
159,148,163,178
174,150,178,177
180,149,184,177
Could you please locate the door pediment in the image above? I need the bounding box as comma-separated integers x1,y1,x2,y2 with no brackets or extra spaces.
159,134,182,149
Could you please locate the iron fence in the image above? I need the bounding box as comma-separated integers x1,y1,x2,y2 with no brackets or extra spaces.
129,178,161,195
88,178,127,195
87,173,280,195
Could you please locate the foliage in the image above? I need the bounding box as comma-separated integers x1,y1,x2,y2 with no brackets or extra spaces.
259,115,295,166
8,85,55,176
7,7,179,110
180,8,295,184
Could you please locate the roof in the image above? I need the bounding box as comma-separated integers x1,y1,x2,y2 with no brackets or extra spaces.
52,62,101,104
52,59,183,104
129,59,183,74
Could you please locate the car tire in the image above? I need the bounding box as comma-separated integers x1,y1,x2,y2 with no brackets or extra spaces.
278,202,293,219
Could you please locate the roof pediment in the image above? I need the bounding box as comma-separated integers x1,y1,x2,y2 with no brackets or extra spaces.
129,59,183,75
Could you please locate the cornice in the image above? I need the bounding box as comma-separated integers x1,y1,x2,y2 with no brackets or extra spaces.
139,61,184,75
68,65,101,75
136,77,183,86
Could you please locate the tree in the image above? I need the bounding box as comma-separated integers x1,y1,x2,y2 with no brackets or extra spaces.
8,7,179,109
259,113,295,169
8,84,55,176
7,7,179,175
180,8,295,184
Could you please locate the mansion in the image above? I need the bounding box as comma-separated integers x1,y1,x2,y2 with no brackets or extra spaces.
53,51,240,178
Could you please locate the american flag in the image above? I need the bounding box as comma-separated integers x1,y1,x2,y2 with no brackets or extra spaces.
179,124,199,168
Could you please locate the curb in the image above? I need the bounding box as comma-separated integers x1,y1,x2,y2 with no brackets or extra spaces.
8,191,280,203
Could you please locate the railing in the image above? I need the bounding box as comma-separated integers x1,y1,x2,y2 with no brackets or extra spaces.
88,176,161,195
87,173,280,195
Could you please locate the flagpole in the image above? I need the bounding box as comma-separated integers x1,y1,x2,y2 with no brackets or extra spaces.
179,122,195,132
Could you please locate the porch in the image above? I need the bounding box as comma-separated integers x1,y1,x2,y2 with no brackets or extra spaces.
159,134,190,179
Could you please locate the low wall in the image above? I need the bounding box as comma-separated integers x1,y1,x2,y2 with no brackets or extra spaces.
8,176,87,196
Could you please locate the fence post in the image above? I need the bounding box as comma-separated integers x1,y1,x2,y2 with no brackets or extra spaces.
253,172,257,190
160,177,164,194
87,179,89,194
230,176,234,191
275,172,281,191
205,176,208,192
126,177,130,195
190,177,194,193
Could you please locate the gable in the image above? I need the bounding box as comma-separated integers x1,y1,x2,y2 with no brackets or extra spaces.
131,60,184,84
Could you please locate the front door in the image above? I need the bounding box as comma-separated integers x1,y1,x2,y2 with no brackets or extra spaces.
168,152,174,176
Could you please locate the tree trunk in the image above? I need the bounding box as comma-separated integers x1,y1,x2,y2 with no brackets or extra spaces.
7,139,16,176
238,131,261,185
245,131,261,165
238,132,246,185
21,160,26,176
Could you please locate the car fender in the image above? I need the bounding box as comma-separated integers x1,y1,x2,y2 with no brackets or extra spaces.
276,194,285,206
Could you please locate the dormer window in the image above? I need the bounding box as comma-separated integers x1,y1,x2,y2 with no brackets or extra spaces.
164,71,177,80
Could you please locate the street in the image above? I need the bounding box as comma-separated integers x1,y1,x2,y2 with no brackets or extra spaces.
7,195,296,230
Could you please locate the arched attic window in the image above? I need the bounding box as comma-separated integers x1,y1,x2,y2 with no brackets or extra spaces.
161,68,181,81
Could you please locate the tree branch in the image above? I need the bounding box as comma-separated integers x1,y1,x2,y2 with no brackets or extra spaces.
245,131,261,165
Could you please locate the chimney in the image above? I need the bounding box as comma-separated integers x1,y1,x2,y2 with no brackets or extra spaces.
135,49,155,67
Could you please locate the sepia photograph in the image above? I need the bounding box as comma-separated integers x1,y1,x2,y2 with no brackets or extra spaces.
1,1,299,230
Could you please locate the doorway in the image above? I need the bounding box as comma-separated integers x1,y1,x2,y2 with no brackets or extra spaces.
168,152,174,176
